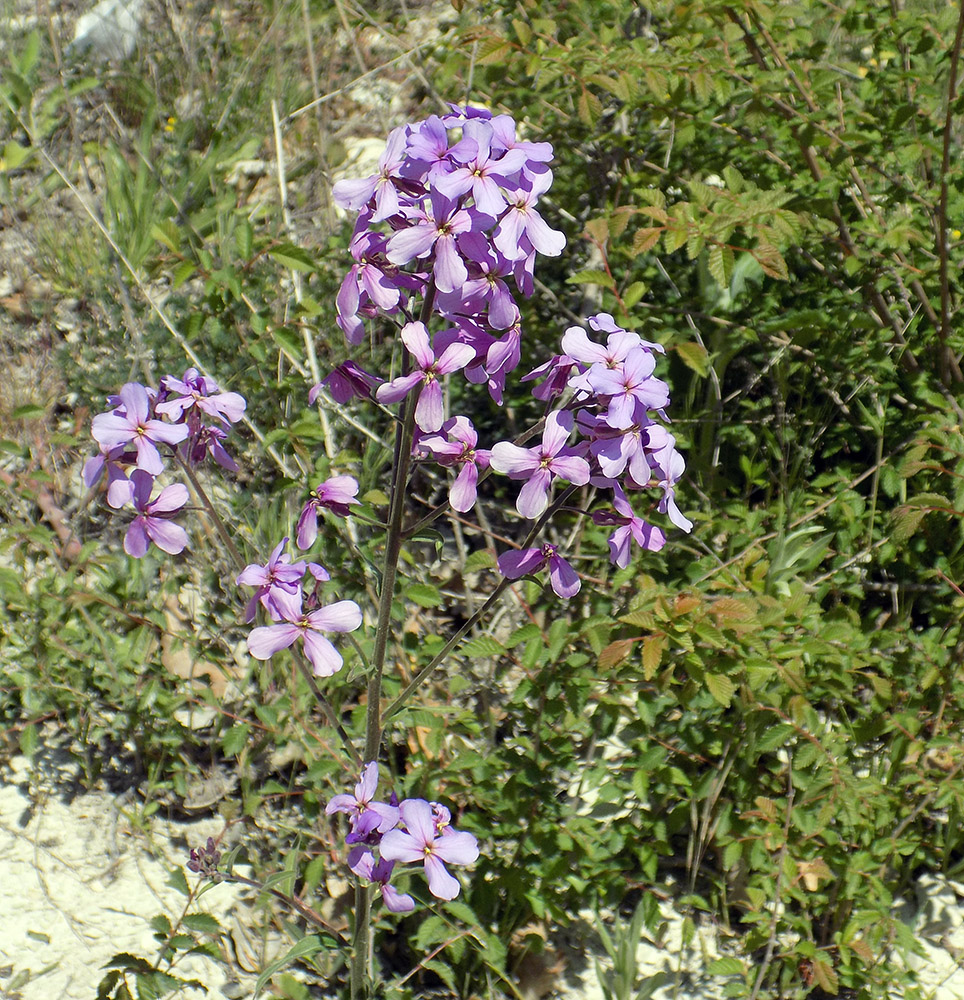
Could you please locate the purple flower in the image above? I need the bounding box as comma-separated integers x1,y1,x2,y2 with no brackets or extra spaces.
349,850,414,913
336,232,404,345
386,190,478,294
296,475,361,549
433,118,529,216
589,347,669,429
493,169,565,261
114,468,189,558
236,538,306,622
155,368,246,426
489,410,590,518
91,382,188,476
311,361,383,405
420,416,490,512
375,322,475,432
246,599,363,676
379,798,480,901
326,762,401,840
332,125,409,221
497,542,580,598
403,114,470,185
646,425,693,531
592,486,667,567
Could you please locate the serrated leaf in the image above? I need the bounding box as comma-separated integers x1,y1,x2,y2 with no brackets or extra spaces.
182,913,221,934
707,244,735,287
169,264,196,295
710,597,755,623
221,723,249,758
632,227,662,255
754,243,788,280
812,955,838,994
662,222,688,254
512,18,531,45
623,280,648,307
642,634,664,680
567,268,615,289
705,672,736,707
477,39,512,65
584,217,609,244
506,623,541,648
461,636,505,658
464,549,496,572
235,220,253,259
706,956,746,975
756,722,795,753
599,638,635,670
167,867,190,896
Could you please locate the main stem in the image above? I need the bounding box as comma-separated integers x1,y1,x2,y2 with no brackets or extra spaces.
351,285,436,1000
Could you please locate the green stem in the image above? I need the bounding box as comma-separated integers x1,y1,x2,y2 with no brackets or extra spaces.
382,484,581,725
352,283,436,1000
174,451,245,571
292,650,362,768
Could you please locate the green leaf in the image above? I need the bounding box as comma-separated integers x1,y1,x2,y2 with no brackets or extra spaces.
406,583,442,608
566,269,615,289
19,722,38,758
622,280,648,308
705,672,736,707
254,936,322,997
182,912,221,934
236,220,253,259
221,723,250,758
167,867,190,897
707,956,746,975
707,243,734,287
2,140,33,171
675,341,710,376
11,404,45,420
461,636,505,658
269,243,317,273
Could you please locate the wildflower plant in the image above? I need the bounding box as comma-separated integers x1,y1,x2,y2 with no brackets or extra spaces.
83,105,690,996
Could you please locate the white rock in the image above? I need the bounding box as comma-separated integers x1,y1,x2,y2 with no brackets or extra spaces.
67,0,144,63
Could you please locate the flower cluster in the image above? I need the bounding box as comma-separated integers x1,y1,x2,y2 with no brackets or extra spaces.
85,370,246,557
325,105,691,600
327,763,479,911
488,311,692,594
237,535,361,677
237,475,363,675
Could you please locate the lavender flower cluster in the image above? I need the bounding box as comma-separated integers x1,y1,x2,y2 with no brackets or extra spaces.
85,370,246,557
326,763,479,911
319,104,692,598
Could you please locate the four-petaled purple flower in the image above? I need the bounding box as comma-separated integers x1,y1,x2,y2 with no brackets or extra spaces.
115,468,190,558
376,322,475,433
420,416,490,512
498,542,581,599
236,537,306,622
489,410,590,518
326,762,400,841
92,382,188,476
349,850,414,913
379,798,480,901
246,599,362,676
